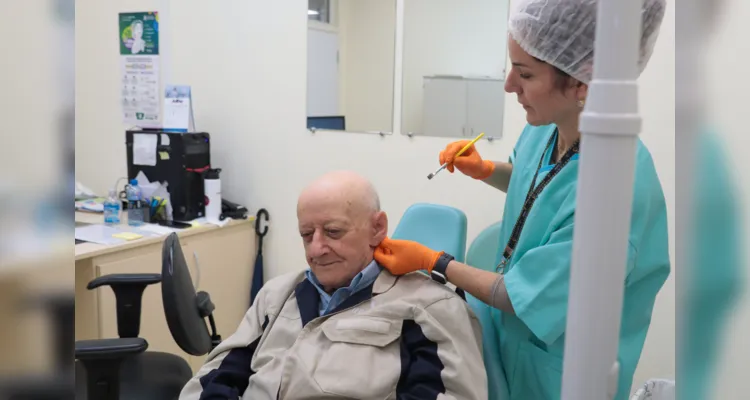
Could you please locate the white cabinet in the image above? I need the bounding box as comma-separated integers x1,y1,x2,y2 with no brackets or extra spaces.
422,76,505,139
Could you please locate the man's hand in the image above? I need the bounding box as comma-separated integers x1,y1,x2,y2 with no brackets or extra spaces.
374,237,443,275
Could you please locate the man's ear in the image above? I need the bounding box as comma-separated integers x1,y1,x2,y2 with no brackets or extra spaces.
370,211,388,247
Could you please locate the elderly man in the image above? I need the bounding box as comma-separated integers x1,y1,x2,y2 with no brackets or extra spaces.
179,171,487,400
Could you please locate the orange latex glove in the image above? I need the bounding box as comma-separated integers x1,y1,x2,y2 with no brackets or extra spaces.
374,237,443,276
438,140,495,180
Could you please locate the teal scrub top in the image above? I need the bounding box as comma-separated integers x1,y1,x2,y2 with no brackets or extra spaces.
680,131,743,400
490,124,671,400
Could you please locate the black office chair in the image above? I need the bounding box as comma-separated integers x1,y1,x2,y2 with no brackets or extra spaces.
75,233,222,400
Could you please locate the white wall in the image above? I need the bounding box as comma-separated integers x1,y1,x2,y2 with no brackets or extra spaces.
337,0,396,133
401,0,509,135
75,0,676,394
75,0,513,281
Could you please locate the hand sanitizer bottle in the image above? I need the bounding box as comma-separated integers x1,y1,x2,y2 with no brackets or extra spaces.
103,189,121,226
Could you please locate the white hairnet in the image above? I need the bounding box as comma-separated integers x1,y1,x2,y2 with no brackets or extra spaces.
508,0,666,84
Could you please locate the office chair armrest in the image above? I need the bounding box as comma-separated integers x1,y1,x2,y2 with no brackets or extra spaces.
75,338,148,360
87,273,162,338
75,338,148,400
87,273,162,290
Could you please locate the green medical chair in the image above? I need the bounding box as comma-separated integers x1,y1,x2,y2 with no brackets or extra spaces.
392,203,467,262
465,220,510,400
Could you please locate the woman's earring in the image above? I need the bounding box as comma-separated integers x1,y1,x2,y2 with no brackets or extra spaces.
578,99,586,108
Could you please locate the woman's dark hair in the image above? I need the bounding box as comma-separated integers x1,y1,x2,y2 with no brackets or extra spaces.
532,56,583,91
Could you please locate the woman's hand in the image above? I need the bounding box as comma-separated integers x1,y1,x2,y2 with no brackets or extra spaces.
374,237,443,275
439,140,495,180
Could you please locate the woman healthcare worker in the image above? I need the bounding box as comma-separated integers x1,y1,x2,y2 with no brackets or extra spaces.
374,0,670,399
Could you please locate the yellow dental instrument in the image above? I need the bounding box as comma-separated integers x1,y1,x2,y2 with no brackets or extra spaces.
427,132,485,180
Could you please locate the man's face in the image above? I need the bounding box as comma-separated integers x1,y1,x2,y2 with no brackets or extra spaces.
297,194,384,292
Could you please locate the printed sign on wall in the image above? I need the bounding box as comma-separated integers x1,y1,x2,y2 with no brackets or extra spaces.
119,12,161,126
119,12,160,55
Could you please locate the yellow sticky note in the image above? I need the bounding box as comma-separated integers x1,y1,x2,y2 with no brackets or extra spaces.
113,232,143,241
159,151,170,160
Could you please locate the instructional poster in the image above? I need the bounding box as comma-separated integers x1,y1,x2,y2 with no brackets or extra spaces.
119,12,161,126
119,12,159,55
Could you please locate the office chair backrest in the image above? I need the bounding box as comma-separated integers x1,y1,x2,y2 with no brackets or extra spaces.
392,203,468,262
465,220,503,271
161,233,213,356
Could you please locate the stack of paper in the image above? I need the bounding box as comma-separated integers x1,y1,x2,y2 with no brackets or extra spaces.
75,198,105,213
75,224,159,245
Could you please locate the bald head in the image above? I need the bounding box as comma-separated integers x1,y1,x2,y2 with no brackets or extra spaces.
297,171,388,292
298,170,381,217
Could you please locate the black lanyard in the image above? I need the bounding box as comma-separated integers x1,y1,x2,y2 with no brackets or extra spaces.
497,130,580,272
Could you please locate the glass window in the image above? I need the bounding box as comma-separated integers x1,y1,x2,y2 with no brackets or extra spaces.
308,0,331,24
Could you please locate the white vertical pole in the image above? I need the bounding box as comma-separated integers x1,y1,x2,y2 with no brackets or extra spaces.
561,0,643,398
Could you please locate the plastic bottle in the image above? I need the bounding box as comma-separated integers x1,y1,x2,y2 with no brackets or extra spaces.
204,168,222,221
126,179,144,226
103,189,121,226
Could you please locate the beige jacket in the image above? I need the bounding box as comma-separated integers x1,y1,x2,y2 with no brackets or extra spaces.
179,269,487,400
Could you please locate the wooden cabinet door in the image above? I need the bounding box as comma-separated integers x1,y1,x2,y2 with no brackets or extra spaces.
95,242,191,361
180,224,255,370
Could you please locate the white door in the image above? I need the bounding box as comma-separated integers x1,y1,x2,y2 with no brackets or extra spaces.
307,28,339,117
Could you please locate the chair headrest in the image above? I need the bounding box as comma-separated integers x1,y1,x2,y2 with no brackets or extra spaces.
393,203,468,262
161,233,213,356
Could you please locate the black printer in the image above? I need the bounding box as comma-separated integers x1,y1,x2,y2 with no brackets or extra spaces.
126,129,211,221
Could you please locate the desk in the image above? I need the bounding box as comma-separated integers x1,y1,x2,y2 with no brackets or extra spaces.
75,212,256,372
0,247,70,375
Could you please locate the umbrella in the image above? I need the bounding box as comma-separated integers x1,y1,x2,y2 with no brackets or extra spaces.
250,209,269,306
